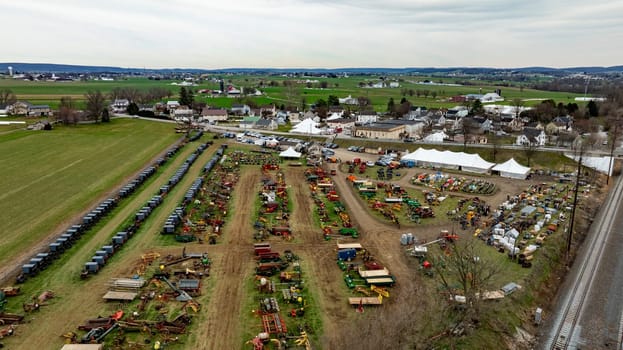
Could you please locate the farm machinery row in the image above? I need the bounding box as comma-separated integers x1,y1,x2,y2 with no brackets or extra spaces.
335,243,395,307
66,249,209,347
161,144,239,244
255,164,293,241
248,244,315,349
411,172,497,195
80,141,213,278
306,167,359,239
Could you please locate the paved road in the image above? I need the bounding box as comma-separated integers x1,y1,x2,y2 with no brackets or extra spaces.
204,123,621,157
539,174,623,349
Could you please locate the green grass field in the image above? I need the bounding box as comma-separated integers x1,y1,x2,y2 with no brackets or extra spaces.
0,75,585,111
0,118,179,268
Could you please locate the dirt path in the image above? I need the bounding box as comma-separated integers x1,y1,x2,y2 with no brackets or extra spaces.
283,167,320,244
193,169,259,350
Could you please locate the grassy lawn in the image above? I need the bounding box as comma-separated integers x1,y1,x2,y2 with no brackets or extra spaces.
0,75,586,111
0,118,179,268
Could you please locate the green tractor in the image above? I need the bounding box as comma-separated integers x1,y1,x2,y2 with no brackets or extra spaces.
338,228,359,238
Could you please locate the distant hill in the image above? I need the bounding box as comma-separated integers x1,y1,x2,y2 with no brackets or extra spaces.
1,62,622,75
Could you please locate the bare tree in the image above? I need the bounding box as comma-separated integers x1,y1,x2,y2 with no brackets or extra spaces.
57,96,76,124
523,142,538,167
0,89,17,106
461,117,478,150
84,90,106,123
432,239,501,336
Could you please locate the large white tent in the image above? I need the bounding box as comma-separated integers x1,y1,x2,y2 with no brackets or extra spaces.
290,118,323,134
423,131,447,143
401,148,495,174
565,154,614,175
491,158,531,179
279,147,302,158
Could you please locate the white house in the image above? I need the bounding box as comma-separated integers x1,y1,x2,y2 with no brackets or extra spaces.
111,99,130,113
167,101,181,110
516,127,547,147
231,104,251,115
173,108,194,120
389,82,400,88
356,111,378,124
338,95,359,105
480,93,504,103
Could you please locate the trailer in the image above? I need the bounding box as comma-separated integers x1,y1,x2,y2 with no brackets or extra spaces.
254,243,272,255
358,267,390,278
364,276,396,287
337,248,357,261
336,243,363,250
348,296,383,305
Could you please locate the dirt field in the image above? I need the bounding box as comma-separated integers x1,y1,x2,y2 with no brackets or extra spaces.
1,141,550,350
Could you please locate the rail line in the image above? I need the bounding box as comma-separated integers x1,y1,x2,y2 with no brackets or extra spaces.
545,175,623,349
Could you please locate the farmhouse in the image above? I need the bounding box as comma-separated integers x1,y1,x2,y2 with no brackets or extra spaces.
552,116,573,132
201,108,228,123
480,92,504,102
516,127,547,147
255,118,278,130
167,100,181,110
173,108,194,120
338,95,359,105
231,104,251,115
28,104,52,117
9,101,31,116
353,122,405,140
356,110,378,124
111,99,130,113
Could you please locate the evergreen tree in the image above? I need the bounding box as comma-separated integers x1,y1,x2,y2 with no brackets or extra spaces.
101,109,110,122
179,87,190,106
587,100,599,117
387,97,395,112
127,102,139,115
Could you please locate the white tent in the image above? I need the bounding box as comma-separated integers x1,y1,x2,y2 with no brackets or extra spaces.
279,147,302,158
423,131,447,143
290,118,323,134
401,148,494,174
492,158,531,179
565,154,614,175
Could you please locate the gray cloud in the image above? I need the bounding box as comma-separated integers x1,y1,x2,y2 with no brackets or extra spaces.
1,0,620,68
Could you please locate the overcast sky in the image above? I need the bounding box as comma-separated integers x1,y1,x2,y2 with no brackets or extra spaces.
2,0,622,69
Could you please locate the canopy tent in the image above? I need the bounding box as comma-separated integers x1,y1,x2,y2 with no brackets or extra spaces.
279,147,302,158
423,131,447,143
401,148,495,174
565,154,614,175
491,158,531,179
290,118,323,134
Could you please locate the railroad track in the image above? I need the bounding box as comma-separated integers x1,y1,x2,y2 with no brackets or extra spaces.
545,175,623,349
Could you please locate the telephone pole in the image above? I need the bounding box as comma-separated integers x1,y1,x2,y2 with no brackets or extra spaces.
566,144,584,260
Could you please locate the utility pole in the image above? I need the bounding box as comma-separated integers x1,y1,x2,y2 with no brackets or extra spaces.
566,145,584,260
607,122,619,185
